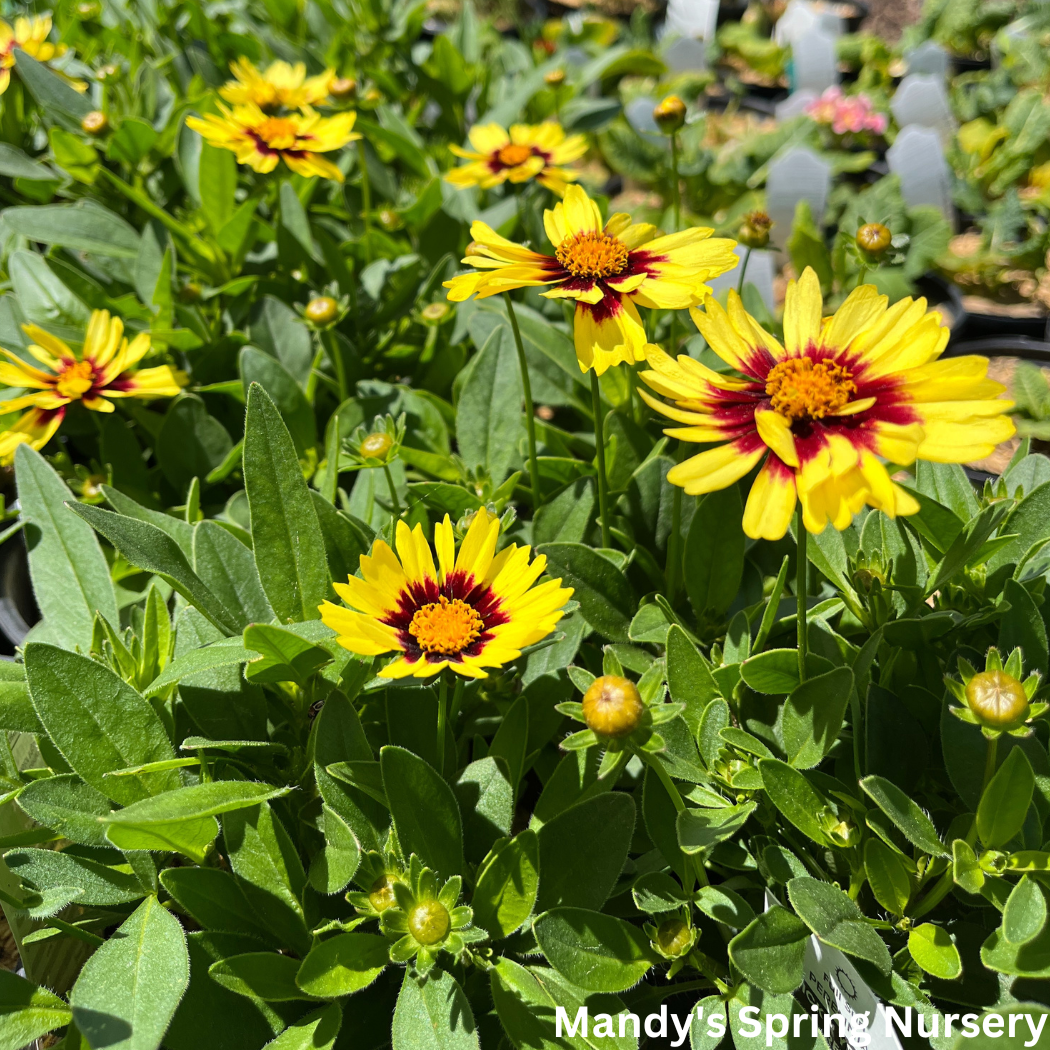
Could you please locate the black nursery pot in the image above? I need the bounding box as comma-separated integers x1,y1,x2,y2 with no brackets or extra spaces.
0,532,37,656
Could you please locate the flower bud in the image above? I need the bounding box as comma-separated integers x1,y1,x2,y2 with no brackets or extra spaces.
409,900,450,945
368,875,398,912
966,669,1030,729
856,223,892,256
178,281,202,304
81,474,105,499
362,87,382,107
81,110,108,136
653,95,687,134
305,296,339,326
738,211,772,249
544,68,566,87
97,63,120,82
360,432,393,460
76,1,100,17
655,918,693,957
329,76,357,100
378,208,399,230
582,675,644,737
421,302,450,324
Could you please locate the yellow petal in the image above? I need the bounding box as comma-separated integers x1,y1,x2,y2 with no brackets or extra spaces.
782,268,823,357
754,409,799,467
742,459,797,540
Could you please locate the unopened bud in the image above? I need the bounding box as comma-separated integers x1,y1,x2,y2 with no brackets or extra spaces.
582,675,644,737
966,670,1030,730
653,95,687,134
329,77,357,100
81,111,108,135
856,223,892,256
305,296,339,326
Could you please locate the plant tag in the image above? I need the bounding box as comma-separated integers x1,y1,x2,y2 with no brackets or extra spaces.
765,147,832,251
886,125,954,220
666,0,719,42
800,937,906,1050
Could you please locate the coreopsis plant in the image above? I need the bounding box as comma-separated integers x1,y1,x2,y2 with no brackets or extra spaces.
444,121,587,194
0,310,185,463
219,57,335,110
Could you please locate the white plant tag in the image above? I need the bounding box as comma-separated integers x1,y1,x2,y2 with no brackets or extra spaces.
665,36,708,72
765,146,832,251
666,0,720,41
886,124,954,219
707,246,775,311
792,27,839,93
904,40,949,79
889,73,956,142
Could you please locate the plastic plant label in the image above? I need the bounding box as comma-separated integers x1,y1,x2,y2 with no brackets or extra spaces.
886,125,954,219
666,0,719,41
791,28,838,94
765,147,832,251
889,74,956,142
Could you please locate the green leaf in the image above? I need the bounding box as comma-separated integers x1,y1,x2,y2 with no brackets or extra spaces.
66,503,243,635
781,667,854,769
381,745,463,882
456,325,524,485
1003,876,1048,945
199,143,237,235
16,444,118,652
860,775,949,856
159,868,283,949
16,49,94,125
787,876,892,973
740,649,834,695
0,667,41,735
244,384,329,623
534,543,634,643
908,924,962,979
392,968,479,1050
103,781,290,863
9,249,89,335
684,486,745,620
472,830,540,940
533,908,656,992
666,625,720,737
243,623,332,686
108,117,158,166
1000,579,1049,676
453,756,513,861
240,347,316,454
15,774,111,847
532,478,595,545
6,848,145,907
209,952,308,1002
863,838,911,916
978,748,1035,849
296,933,389,998
536,792,634,912
69,896,189,1050
307,806,360,895
690,996,727,1050
0,969,72,1050
143,640,252,698
677,802,756,854
156,395,234,496
693,884,756,929
24,643,178,806
263,1005,341,1050
727,906,808,994
787,199,833,293
490,958,634,1050
4,200,139,259
758,759,830,846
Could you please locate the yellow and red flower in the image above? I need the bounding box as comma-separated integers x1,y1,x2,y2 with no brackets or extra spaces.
640,268,1015,540
444,185,737,375
186,104,359,182
0,310,186,464
219,57,335,111
320,510,573,680
445,122,587,195
0,15,71,95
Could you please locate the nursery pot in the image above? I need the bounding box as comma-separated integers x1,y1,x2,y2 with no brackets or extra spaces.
0,531,38,655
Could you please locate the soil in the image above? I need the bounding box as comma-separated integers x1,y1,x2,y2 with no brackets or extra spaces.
860,0,924,41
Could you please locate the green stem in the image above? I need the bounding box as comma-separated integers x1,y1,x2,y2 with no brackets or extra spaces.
357,140,373,264
796,504,808,684
736,246,753,295
504,294,543,509
665,442,685,606
323,329,348,404
590,370,611,549
382,463,402,517
639,749,708,890
982,735,999,794
437,676,448,776
668,133,681,353
856,264,868,289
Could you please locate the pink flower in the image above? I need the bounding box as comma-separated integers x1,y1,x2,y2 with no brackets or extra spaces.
805,86,887,137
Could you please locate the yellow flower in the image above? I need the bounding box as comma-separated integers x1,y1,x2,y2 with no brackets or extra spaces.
444,185,737,375
0,310,186,464
0,15,67,94
445,122,587,196
185,104,359,182
640,268,1015,540
320,509,573,680
219,57,335,111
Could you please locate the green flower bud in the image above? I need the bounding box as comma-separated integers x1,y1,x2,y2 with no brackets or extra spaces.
582,675,644,738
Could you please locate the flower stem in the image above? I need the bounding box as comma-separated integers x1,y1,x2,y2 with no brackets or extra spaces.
590,370,611,549
382,462,402,517
323,329,348,404
437,675,448,776
856,264,868,289
796,504,808,684
504,293,543,509
982,734,999,794
668,132,681,353
665,442,685,606
639,749,709,890
736,246,753,295
357,140,372,264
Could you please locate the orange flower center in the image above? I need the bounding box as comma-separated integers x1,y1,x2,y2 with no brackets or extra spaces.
55,360,96,399
497,143,533,167
256,115,300,145
409,596,483,656
556,232,630,280
765,357,856,422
